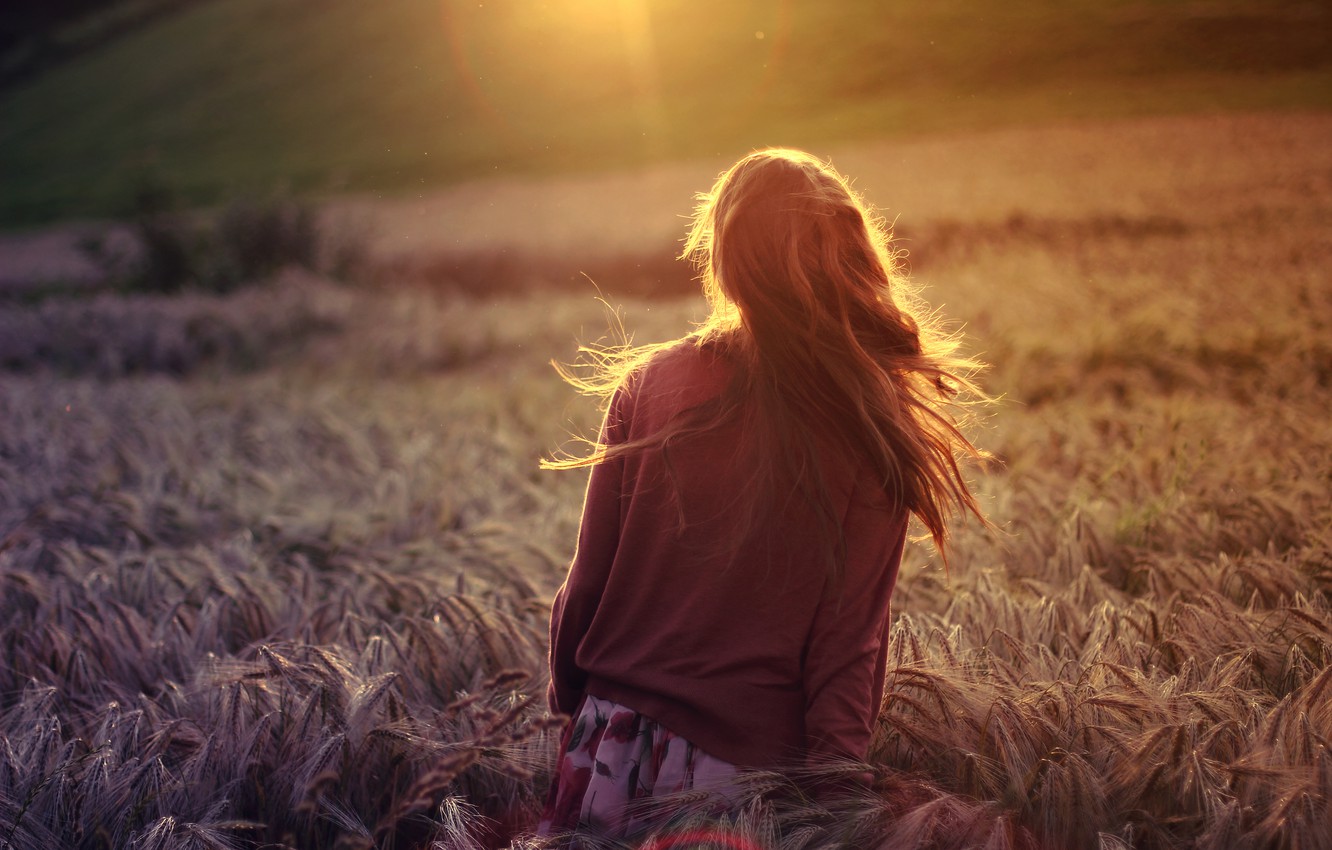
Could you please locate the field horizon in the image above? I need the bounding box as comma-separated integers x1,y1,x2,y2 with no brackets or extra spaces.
5,108,1328,300
1,0,1330,227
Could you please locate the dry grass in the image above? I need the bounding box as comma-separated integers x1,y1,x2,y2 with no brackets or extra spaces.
0,270,353,377
1,113,1329,847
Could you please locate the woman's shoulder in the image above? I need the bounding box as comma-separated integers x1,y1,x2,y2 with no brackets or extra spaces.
638,335,736,393
611,337,738,431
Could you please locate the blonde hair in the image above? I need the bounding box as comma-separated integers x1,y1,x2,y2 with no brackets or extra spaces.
546,148,990,567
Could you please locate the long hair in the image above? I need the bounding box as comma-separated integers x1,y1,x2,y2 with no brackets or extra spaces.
545,148,990,567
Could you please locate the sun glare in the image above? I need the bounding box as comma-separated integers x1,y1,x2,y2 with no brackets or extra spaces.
439,0,668,153
437,0,789,158
548,0,635,27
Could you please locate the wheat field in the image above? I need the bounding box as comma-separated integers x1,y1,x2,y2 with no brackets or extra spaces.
1,113,1329,848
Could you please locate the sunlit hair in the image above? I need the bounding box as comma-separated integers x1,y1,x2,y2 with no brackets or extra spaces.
545,148,990,567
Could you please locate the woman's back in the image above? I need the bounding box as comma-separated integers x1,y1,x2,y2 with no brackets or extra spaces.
549,339,909,770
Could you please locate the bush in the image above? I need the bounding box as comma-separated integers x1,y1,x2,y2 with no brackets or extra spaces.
80,182,359,294
212,199,319,292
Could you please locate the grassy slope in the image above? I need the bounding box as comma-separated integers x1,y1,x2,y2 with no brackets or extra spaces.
0,0,1329,225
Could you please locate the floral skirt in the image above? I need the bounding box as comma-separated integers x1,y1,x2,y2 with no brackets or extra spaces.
537,695,742,840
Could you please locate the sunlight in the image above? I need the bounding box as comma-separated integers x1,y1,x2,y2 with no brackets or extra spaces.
611,0,669,157
438,0,668,154
432,0,794,159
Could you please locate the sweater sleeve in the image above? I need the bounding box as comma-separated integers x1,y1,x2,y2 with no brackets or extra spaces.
546,384,633,716
801,482,907,767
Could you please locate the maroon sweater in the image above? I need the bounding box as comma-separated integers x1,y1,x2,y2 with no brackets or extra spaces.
547,340,907,769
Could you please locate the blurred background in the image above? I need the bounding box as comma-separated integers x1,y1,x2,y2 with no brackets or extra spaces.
2,0,1329,225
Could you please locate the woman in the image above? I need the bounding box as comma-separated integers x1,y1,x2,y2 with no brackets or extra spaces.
539,148,988,840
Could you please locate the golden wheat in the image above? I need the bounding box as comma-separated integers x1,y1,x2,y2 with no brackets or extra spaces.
1,114,1329,847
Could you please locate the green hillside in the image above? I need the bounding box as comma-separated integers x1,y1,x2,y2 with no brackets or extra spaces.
1,0,1329,225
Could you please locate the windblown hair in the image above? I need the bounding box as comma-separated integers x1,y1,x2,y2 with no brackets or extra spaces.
546,148,990,566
